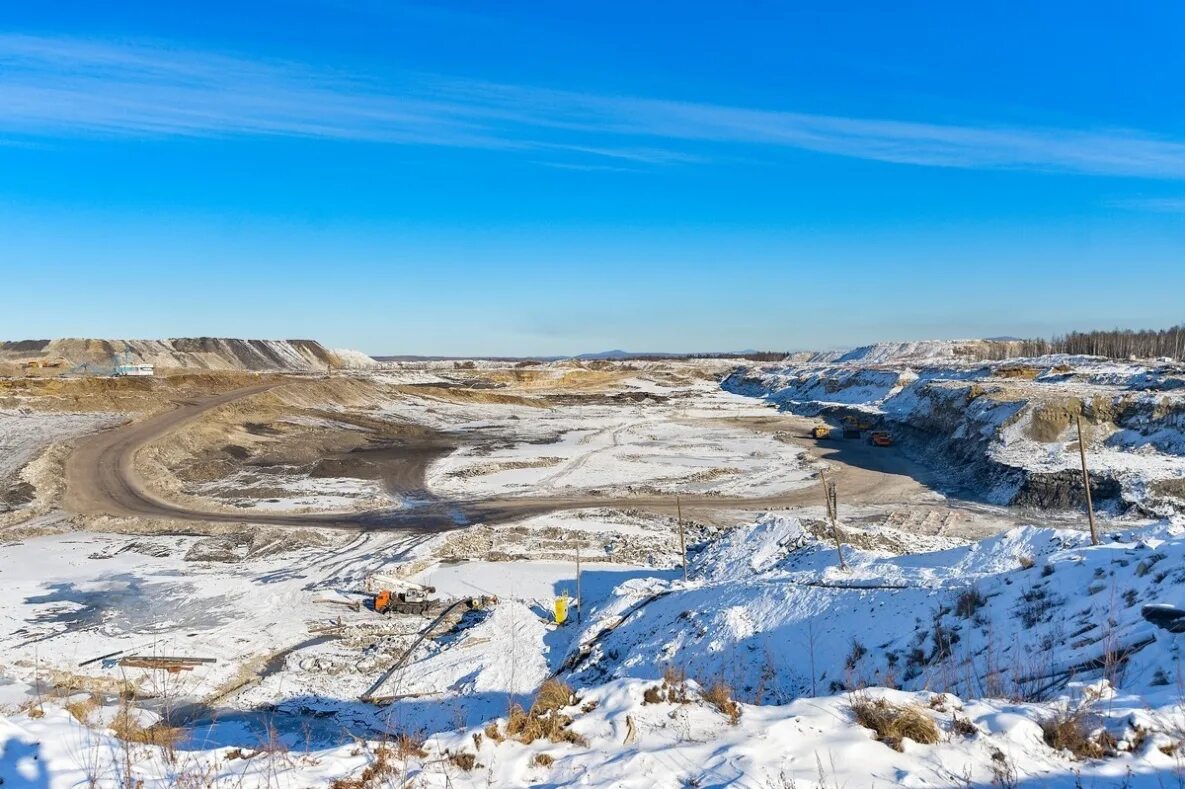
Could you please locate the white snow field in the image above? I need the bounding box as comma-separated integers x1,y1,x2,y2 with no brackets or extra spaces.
392,379,818,499
6,354,1185,787
5,512,1185,787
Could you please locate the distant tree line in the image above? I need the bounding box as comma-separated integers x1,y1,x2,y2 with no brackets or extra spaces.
973,325,1185,362
1014,324,1185,360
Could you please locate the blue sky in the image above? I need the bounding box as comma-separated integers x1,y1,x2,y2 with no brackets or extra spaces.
2,2,1184,356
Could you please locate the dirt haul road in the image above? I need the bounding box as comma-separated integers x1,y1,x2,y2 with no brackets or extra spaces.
63,383,1002,534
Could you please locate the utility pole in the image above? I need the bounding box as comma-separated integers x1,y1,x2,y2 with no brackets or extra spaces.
676,495,688,582
821,470,846,570
575,544,583,624
1076,414,1100,546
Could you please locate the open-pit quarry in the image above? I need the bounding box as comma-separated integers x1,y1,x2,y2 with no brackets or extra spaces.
3,340,1185,788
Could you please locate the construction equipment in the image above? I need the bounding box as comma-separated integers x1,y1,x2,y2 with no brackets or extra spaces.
870,431,893,447
811,424,832,439
367,574,437,615
373,586,433,615
842,415,873,439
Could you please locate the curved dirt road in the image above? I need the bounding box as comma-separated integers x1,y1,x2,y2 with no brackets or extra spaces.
63,383,994,533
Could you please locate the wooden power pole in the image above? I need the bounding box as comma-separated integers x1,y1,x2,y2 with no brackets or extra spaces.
676,495,688,582
1076,414,1100,546
821,470,846,570
575,544,583,623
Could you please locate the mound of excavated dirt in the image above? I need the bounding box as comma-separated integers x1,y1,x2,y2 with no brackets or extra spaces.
0,371,277,413
0,337,376,374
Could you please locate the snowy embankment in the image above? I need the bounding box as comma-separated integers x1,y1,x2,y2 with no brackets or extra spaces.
725,352,1185,512
0,410,120,514
5,515,1185,786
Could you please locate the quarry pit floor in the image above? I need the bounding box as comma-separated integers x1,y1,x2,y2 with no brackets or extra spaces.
58,373,1029,541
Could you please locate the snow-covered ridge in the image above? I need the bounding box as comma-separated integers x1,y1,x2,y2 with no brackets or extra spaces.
0,337,377,372
792,338,1032,365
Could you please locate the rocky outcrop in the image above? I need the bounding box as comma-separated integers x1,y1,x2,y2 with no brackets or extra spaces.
1011,469,1123,510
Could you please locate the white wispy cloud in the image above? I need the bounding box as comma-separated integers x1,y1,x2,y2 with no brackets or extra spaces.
5,34,1185,178
1109,197,1185,214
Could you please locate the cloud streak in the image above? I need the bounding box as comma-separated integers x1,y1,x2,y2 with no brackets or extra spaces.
6,34,1185,178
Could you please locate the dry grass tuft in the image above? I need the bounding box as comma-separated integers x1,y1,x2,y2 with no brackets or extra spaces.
494,682,587,747
701,681,742,725
1018,555,1036,570
850,696,940,751
65,694,101,725
394,732,426,759
955,587,986,618
330,743,401,789
18,698,45,719
663,664,687,686
110,707,184,749
533,753,555,767
951,716,979,738
449,752,477,771
533,679,576,715
1040,709,1117,760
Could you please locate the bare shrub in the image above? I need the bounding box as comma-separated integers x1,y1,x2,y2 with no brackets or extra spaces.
850,695,940,751
989,748,1019,788
701,681,741,725
449,751,477,771
951,716,979,738
663,664,687,687
1040,708,1117,760
499,681,588,746
329,743,401,789
955,587,986,619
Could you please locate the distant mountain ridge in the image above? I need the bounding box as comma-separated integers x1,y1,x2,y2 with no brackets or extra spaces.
0,338,377,373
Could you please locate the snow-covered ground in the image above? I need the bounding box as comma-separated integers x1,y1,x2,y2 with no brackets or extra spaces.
6,512,1185,787
190,468,391,512
0,410,119,510
387,380,817,498
0,529,426,699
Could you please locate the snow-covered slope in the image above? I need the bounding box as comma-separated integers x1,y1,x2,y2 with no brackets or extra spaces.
0,337,377,372
7,515,1185,787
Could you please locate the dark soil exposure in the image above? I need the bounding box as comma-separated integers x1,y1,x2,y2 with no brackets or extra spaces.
1012,469,1124,510
309,442,456,499
1,480,36,509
